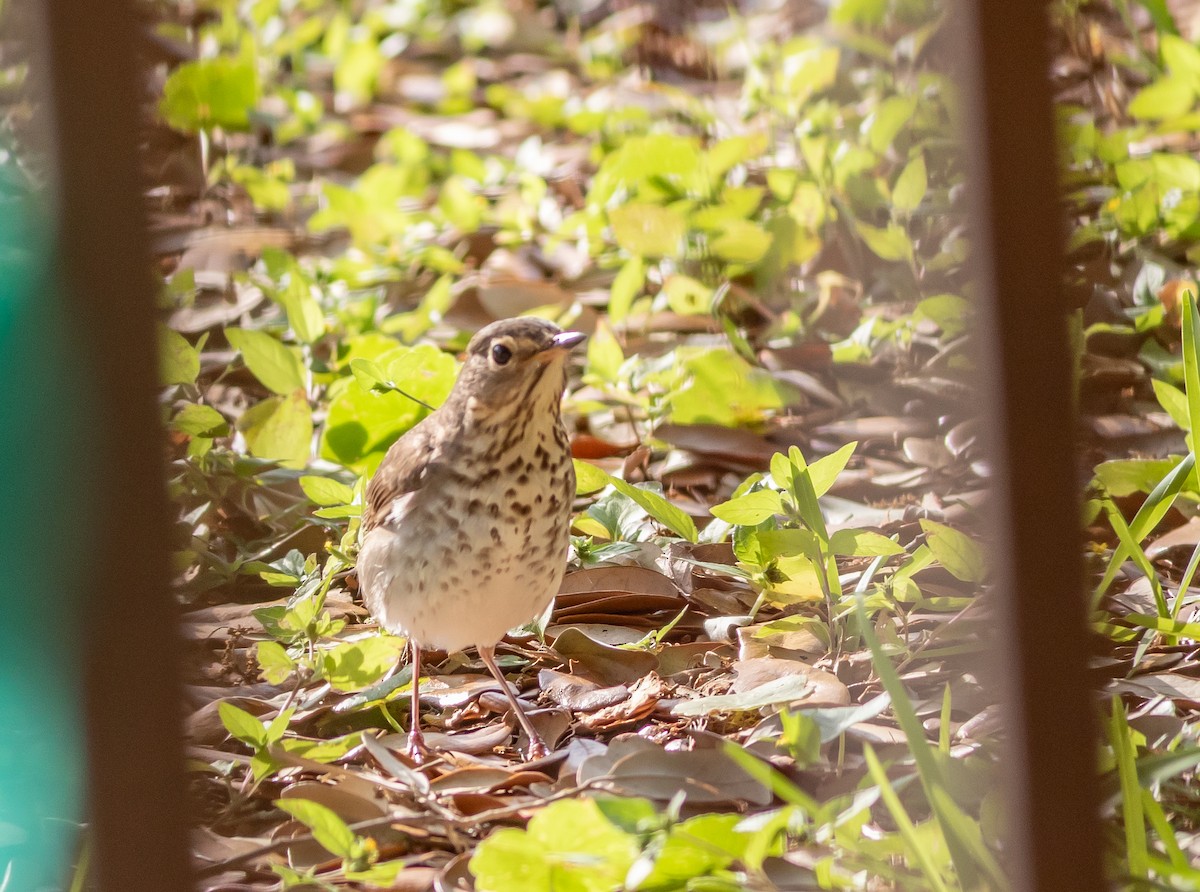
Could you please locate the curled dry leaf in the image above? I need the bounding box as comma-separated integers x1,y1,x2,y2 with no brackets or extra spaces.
577,672,670,731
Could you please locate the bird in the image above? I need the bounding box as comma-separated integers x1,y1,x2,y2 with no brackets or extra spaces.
356,317,585,761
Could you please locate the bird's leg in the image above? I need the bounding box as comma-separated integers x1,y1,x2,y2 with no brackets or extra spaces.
477,644,549,760
406,640,430,763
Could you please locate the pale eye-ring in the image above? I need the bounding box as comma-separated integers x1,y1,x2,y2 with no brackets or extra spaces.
491,343,513,366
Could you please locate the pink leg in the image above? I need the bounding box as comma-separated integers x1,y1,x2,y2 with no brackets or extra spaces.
478,644,549,760
406,641,430,763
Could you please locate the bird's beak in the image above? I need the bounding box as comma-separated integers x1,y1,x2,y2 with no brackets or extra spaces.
547,330,586,352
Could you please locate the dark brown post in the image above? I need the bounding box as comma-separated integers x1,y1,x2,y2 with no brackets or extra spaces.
957,2,1104,889
41,2,193,889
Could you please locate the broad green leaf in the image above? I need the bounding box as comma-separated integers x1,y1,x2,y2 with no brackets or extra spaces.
277,273,325,345
160,56,260,133
864,96,917,154
322,636,406,692
438,175,485,232
915,294,970,339
169,403,227,437
573,459,610,495
607,476,698,542
585,321,625,385
892,154,928,213
856,221,913,263
710,220,772,264
256,641,295,685
218,701,268,748
829,529,904,557
920,520,986,583
667,348,797,427
470,798,639,892
609,256,644,322
1152,379,1190,431
637,814,749,888
609,203,686,258
756,528,817,558
159,327,199,385
1094,457,1191,497
1128,76,1195,121
807,442,857,497
768,553,825,602
710,489,784,525
275,799,357,859
299,475,355,506
662,275,713,315
225,327,306,395
238,391,312,469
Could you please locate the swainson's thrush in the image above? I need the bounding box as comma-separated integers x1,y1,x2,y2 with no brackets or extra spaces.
357,318,585,761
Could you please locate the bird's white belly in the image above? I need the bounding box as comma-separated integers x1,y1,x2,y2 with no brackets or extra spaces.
357,489,569,653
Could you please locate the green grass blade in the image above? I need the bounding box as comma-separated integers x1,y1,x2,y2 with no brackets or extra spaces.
1109,696,1148,879
863,744,951,892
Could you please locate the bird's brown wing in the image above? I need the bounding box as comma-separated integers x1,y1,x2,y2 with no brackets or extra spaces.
362,421,441,533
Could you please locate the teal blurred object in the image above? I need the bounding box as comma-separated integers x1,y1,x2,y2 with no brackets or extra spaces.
0,166,92,886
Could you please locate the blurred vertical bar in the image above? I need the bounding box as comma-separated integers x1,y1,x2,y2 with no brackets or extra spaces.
956,1,1103,890
36,1,193,889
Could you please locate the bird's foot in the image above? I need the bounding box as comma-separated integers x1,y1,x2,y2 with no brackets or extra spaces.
525,735,550,761
406,728,431,765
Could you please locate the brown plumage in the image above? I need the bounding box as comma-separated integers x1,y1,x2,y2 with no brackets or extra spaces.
357,317,584,761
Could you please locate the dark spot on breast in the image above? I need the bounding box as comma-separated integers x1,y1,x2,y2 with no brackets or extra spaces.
549,495,560,510
468,498,483,513
488,503,501,518
504,456,523,474
517,473,529,485
513,503,532,517
504,488,517,500
535,494,543,505
491,527,502,545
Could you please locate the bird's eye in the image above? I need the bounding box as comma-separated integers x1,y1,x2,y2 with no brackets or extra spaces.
491,343,512,366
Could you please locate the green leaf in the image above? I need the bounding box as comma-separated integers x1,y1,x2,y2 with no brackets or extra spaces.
609,203,687,258
322,636,406,692
662,275,713,315
1152,379,1190,431
169,403,228,437
916,293,971,339
807,442,857,498
829,529,904,557
710,220,772,264
299,475,355,506
573,459,610,495
585,321,625,385
607,476,698,542
856,221,913,263
275,798,357,859
237,391,313,469
225,327,306,395
920,520,986,583
864,95,917,154
470,798,639,892
256,641,296,685
1182,291,1200,442
609,256,644,322
1128,76,1195,121
219,701,268,748
892,154,928,213
666,348,797,427
159,327,199,385
710,489,784,525
160,56,260,133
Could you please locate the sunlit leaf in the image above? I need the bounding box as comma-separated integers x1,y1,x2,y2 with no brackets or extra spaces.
920,520,986,583
276,798,357,859
609,203,687,258
225,327,306,395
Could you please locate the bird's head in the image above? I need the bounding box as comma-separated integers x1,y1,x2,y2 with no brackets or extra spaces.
450,317,585,415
